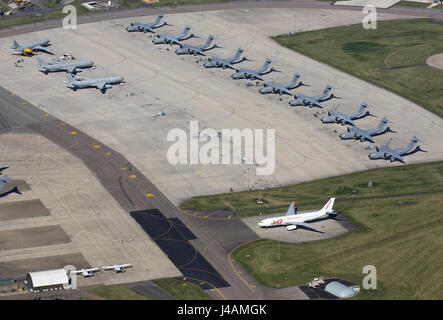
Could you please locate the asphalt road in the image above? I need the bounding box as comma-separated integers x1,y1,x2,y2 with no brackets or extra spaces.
0,0,442,39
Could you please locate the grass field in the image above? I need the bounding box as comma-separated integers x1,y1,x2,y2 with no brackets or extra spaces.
273,19,443,118
86,284,149,300
153,278,210,300
181,161,443,217
396,1,430,8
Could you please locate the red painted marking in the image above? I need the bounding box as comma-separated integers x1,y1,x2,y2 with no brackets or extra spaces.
271,219,283,225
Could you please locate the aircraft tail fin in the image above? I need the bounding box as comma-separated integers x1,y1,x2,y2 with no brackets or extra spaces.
324,84,333,95
407,135,420,150
11,40,20,49
153,14,163,25
285,201,296,216
357,102,368,114
257,58,272,73
231,48,243,61
178,25,191,38
202,35,214,48
320,198,335,214
37,57,45,67
290,72,301,84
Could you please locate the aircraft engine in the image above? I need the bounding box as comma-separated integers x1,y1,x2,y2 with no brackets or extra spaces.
105,84,112,89
287,225,298,231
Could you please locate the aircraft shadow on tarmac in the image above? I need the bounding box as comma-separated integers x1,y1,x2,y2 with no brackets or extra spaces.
0,186,22,198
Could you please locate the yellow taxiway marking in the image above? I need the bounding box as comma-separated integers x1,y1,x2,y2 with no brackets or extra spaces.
93,145,101,149
249,285,256,288
60,122,66,126
129,174,136,178
238,271,243,274
121,167,127,170
105,152,111,155
43,114,48,117
203,216,209,219
227,215,232,220
22,102,28,105
10,93,15,96
71,131,77,135
146,193,154,197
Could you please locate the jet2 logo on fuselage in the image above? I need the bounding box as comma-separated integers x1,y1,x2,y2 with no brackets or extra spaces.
271,219,283,225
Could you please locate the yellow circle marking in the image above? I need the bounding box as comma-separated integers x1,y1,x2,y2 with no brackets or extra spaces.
93,145,101,149
129,174,136,178
71,131,77,135
146,193,154,197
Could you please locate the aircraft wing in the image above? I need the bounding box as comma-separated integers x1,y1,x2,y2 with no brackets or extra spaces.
358,130,374,143
119,264,132,268
94,81,108,90
250,73,263,81
87,268,101,273
103,266,116,270
386,150,405,162
306,97,322,108
33,46,54,55
286,221,321,231
69,270,84,275
66,66,77,74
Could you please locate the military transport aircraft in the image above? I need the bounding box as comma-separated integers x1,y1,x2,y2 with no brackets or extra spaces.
231,58,275,80
258,198,337,232
203,48,247,69
175,35,218,55
369,136,421,162
126,14,167,33
103,264,132,273
259,72,302,95
70,268,101,278
11,40,53,55
152,25,194,45
37,57,95,74
339,117,389,143
289,85,334,107
0,174,11,193
321,102,369,125
65,74,125,93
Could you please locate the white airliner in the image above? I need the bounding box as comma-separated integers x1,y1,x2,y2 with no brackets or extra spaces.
258,198,336,231
103,264,132,273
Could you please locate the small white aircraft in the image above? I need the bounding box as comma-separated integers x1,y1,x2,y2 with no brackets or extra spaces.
258,198,336,231
70,268,101,278
103,264,132,273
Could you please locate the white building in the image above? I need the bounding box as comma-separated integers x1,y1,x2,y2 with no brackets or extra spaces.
26,269,70,291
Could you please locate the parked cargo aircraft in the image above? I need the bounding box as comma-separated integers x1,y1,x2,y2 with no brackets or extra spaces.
289,85,334,107
203,48,247,69
369,136,421,162
321,102,369,125
37,57,94,74
339,117,389,143
259,72,302,95
103,264,132,273
65,74,124,93
152,25,194,45
126,14,167,33
258,198,336,231
231,58,275,80
175,35,218,55
11,39,53,55
70,268,101,278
